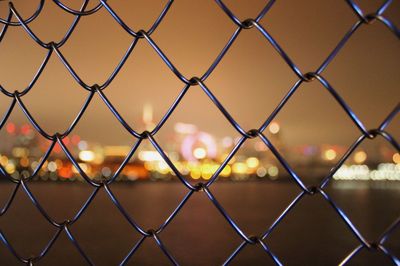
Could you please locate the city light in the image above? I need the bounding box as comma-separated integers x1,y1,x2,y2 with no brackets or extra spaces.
256,167,267,177
181,131,217,161
220,165,231,177
31,161,39,170
47,161,57,172
5,162,15,174
21,124,32,135
157,161,170,175
246,157,259,168
353,151,367,164
0,155,9,166
269,121,280,134
193,147,207,160
334,163,400,181
201,163,215,180
20,157,29,168
268,166,279,178
139,151,162,161
324,149,337,161
72,163,91,175
1,120,398,183
393,153,400,164
6,123,16,134
232,162,247,174
12,147,28,158
79,150,95,162
190,168,201,179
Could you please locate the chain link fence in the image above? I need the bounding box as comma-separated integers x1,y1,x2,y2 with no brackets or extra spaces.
0,0,399,265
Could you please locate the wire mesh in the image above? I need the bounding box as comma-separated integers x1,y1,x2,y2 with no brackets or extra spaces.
0,0,399,265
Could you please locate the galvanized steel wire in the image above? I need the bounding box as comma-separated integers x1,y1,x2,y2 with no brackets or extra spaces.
0,0,399,265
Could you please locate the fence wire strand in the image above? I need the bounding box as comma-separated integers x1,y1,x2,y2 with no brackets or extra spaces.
0,0,399,265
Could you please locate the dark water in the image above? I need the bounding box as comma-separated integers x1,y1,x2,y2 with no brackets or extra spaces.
1,181,399,266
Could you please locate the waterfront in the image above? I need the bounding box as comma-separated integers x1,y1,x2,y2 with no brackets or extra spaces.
1,181,399,265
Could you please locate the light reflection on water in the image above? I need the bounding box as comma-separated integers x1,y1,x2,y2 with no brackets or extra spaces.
0,181,399,265
332,180,400,190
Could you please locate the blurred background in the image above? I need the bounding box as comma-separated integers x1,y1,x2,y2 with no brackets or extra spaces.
0,0,399,265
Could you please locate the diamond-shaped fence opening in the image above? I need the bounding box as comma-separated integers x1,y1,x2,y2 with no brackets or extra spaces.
0,0,399,265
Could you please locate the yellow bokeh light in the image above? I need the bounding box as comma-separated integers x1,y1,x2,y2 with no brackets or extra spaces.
0,155,9,166
144,161,153,170
246,157,259,168
190,168,201,179
354,151,367,164
268,166,279,177
232,162,247,174
202,172,212,180
269,122,280,134
12,147,28,158
324,149,337,161
72,163,91,176
393,153,400,164
5,163,15,174
79,150,95,162
157,161,170,174
201,163,216,180
221,165,231,177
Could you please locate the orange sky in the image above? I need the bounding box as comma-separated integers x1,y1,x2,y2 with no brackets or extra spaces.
0,0,399,149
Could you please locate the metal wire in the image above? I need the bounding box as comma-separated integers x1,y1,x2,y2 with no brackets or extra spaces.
0,0,399,265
